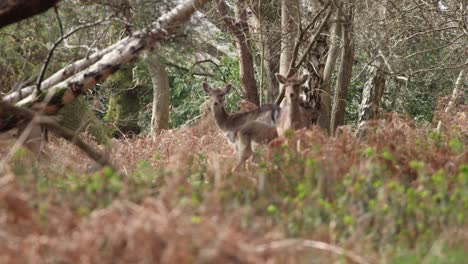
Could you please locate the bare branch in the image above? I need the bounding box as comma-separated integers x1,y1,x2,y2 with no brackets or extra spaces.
275,5,333,105
35,17,111,96
251,239,370,264
288,2,331,77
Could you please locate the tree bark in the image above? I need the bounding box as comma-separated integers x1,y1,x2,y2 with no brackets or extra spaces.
247,6,281,103
279,0,300,77
436,58,467,131
319,12,342,134
278,0,300,106
217,0,259,106
357,56,386,126
146,51,170,136
356,1,388,135
330,7,354,135
0,0,60,29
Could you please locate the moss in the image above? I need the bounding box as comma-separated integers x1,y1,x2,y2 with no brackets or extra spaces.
102,66,141,137
59,97,110,145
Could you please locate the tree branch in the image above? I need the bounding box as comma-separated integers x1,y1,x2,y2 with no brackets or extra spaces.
3,0,211,104
0,101,120,174
0,0,60,29
35,17,111,95
275,5,333,105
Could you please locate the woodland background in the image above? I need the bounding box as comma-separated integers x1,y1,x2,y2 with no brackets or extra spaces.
0,0,467,263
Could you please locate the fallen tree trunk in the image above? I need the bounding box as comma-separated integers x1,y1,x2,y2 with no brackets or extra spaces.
3,0,210,107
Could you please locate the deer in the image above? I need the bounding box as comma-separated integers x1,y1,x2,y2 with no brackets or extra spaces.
202,82,279,170
275,73,312,136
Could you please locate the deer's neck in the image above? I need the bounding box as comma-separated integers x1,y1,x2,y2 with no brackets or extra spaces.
285,100,302,128
213,106,230,129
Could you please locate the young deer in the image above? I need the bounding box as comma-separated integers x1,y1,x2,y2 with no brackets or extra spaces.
202,82,279,170
275,73,310,136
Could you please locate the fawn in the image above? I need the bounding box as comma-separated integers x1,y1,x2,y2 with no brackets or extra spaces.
202,82,279,170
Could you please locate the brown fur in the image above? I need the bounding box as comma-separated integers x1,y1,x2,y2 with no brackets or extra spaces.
202,83,279,170
275,74,309,136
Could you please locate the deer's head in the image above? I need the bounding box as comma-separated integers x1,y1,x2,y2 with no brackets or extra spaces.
275,74,309,104
202,82,232,111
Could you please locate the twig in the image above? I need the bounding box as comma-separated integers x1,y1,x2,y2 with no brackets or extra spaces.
54,6,64,37
165,62,214,77
275,5,333,105
288,2,331,77
34,17,111,96
251,239,370,264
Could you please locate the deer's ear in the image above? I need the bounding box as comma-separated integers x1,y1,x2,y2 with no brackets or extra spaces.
275,73,287,84
202,82,212,94
298,74,309,85
223,84,232,94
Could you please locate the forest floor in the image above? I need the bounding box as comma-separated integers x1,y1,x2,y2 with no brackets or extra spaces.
0,105,467,263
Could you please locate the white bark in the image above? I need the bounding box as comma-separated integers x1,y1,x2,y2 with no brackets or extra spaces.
319,13,342,133
436,58,467,131
147,51,170,136
278,0,300,105
279,0,300,76
330,7,354,135
12,0,211,112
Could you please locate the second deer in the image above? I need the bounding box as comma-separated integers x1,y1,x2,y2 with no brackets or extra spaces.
275,73,311,136
202,82,279,170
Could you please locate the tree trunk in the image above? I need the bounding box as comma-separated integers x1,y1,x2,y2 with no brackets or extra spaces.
357,56,386,126
247,6,281,103
356,1,389,136
146,51,170,136
217,0,259,106
278,0,300,105
235,1,260,106
330,8,354,135
303,6,330,126
103,67,141,138
436,58,467,131
0,0,60,29
319,12,342,134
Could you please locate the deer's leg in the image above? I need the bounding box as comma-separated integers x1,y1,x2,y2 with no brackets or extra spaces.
232,133,252,172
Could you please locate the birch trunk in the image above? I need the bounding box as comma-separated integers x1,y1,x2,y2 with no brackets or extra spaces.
436,58,467,131
278,0,300,105
147,51,170,136
357,56,386,125
356,1,388,135
319,13,342,134
8,0,209,113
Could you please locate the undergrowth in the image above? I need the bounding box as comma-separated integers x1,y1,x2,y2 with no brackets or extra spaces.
0,111,467,263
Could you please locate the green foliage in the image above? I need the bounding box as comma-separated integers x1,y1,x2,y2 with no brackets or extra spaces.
59,97,110,144
6,117,467,261
102,66,142,136
166,55,242,128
